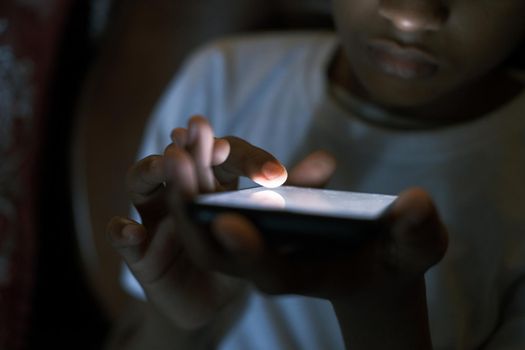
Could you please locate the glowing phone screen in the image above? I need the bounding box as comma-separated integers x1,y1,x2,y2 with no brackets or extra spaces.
195,186,397,220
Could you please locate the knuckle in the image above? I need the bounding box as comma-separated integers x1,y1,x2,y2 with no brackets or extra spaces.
126,155,158,184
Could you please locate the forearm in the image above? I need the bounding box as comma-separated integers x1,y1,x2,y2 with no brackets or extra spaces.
332,278,433,350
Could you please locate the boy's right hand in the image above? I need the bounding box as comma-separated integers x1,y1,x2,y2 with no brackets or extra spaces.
106,116,336,334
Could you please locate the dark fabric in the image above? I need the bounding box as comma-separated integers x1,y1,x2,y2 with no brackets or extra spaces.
28,1,109,349
0,0,73,347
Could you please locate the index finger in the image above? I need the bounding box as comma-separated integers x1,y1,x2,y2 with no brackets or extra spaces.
214,136,288,188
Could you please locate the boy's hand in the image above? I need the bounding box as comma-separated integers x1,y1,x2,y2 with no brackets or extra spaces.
106,116,336,334
168,183,447,349
173,186,448,299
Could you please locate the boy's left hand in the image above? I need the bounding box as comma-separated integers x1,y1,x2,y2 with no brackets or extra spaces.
171,185,448,299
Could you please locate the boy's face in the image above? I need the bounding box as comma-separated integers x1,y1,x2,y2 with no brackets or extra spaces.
332,0,525,109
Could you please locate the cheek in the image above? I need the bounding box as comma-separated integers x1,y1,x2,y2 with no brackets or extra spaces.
332,0,375,33
445,6,525,81
332,0,375,57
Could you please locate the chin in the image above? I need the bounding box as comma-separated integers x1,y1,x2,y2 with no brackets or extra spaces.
357,70,447,109
369,85,441,108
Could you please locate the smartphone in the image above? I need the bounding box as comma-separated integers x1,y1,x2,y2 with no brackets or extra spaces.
188,186,397,256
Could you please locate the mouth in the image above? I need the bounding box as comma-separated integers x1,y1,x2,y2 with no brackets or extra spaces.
365,39,440,80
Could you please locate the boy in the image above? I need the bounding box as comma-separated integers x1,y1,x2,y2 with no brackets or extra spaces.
107,0,525,348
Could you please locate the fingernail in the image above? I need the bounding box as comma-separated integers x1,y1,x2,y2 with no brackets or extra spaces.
122,225,144,244
262,162,284,180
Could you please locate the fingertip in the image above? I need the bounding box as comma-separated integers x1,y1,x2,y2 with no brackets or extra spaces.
170,128,188,148
390,188,435,226
188,115,212,143
188,115,209,125
125,155,165,202
106,216,125,240
262,162,286,180
212,138,231,165
122,224,147,245
107,217,149,265
107,217,146,247
254,162,288,188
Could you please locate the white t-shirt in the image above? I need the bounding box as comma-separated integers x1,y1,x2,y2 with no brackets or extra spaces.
124,31,525,349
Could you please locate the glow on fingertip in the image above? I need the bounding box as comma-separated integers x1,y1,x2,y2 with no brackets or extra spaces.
252,174,287,189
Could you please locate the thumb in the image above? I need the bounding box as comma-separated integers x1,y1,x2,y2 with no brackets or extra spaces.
386,188,449,275
287,150,337,188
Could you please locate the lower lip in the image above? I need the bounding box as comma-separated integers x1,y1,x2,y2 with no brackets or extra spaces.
366,43,439,80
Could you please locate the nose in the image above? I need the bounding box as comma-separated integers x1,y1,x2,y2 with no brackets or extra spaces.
379,0,448,32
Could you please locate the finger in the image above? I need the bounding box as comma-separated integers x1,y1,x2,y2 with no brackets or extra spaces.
164,143,199,199
212,213,265,262
171,128,230,166
126,217,183,285
171,127,230,193
170,127,188,148
211,138,234,190
166,189,221,269
126,155,164,203
107,216,148,264
287,150,337,188
212,138,230,166
125,155,166,226
214,136,288,188
386,188,449,274
187,116,216,193
107,216,187,288
210,215,315,295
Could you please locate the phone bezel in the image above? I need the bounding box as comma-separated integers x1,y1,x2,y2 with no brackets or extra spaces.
187,186,396,256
